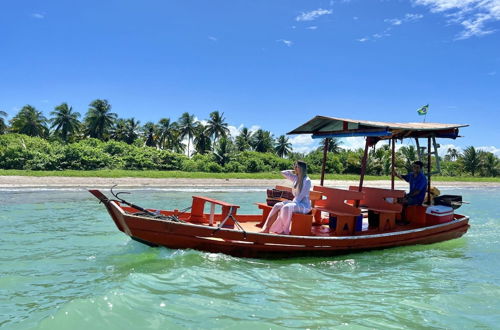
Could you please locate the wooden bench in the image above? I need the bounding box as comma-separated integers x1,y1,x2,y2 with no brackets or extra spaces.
256,185,322,236
313,186,364,236
188,196,240,228
349,186,405,231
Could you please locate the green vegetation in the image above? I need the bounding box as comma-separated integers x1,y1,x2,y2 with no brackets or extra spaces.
0,100,498,180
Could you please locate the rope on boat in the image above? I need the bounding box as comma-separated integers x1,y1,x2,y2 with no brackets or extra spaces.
110,185,187,223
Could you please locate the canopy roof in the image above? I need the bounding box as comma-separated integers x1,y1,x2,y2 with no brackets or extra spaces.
287,116,468,140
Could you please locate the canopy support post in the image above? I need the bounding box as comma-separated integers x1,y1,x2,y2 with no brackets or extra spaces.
320,138,329,186
358,138,370,192
391,138,395,190
427,136,432,205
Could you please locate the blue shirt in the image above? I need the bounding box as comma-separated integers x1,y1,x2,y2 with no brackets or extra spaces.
402,172,427,205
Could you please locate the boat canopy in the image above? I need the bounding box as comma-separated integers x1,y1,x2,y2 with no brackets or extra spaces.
287,116,468,141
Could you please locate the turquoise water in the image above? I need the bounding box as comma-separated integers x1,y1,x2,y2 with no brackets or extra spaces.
1,186,499,329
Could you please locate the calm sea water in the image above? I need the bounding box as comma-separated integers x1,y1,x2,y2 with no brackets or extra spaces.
1,186,499,329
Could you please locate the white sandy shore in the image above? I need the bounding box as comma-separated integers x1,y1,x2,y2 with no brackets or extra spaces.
0,175,499,189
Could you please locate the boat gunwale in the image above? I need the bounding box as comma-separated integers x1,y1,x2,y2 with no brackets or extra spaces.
111,201,469,241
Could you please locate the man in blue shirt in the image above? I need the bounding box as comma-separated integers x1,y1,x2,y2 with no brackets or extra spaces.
394,161,428,205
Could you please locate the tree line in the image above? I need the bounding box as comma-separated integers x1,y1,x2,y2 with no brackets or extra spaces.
0,100,498,176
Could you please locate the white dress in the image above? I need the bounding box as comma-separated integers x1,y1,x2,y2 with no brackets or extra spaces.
264,170,312,234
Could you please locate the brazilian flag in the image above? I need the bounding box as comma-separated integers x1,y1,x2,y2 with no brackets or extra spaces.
417,104,429,115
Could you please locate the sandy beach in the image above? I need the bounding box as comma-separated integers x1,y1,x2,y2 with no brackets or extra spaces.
1,175,498,189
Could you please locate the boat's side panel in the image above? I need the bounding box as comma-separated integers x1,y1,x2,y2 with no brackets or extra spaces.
103,200,470,258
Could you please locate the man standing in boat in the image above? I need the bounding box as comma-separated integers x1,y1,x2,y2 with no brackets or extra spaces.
394,160,427,205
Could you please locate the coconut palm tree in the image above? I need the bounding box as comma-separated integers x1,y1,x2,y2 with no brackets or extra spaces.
10,105,49,138
206,110,230,148
110,118,128,142
169,129,186,154
446,147,460,161
158,118,177,150
177,112,198,157
0,110,8,134
124,118,140,144
214,137,233,166
275,135,292,158
399,145,417,172
479,152,499,177
84,99,117,140
143,122,158,148
193,124,212,155
317,138,342,153
235,127,252,151
50,103,81,142
462,146,480,176
251,129,274,153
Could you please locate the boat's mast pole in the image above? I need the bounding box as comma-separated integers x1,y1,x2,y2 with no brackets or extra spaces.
391,138,395,190
427,136,432,205
320,138,329,186
358,138,370,192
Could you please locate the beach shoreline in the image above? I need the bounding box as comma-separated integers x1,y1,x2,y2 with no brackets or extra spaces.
1,175,499,189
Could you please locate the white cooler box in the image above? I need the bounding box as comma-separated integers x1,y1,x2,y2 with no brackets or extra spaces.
426,205,454,225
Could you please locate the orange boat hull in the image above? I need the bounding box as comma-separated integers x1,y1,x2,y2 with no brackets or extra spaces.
91,190,470,258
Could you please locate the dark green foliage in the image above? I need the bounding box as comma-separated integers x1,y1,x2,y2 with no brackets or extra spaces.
9,105,49,138
84,99,117,140
50,103,81,143
0,110,9,134
0,133,497,177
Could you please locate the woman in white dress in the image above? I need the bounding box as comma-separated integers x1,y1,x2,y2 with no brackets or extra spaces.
260,161,312,234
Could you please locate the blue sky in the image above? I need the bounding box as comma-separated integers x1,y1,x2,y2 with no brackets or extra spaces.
1,0,499,155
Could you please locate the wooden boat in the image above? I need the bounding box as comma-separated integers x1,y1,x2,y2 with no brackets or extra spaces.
90,116,470,258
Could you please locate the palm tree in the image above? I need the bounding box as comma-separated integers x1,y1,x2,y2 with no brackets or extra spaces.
158,118,177,150
177,112,198,157
193,124,212,155
251,129,274,152
169,129,186,154
235,127,252,151
110,118,128,142
84,99,117,140
399,145,417,172
206,110,230,148
446,148,460,161
317,138,342,153
275,135,292,158
50,103,81,142
10,105,49,138
479,152,499,177
0,110,8,134
143,122,158,148
214,137,233,166
124,118,140,144
462,146,480,176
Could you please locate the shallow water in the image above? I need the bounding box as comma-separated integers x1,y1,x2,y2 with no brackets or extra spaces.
1,187,499,329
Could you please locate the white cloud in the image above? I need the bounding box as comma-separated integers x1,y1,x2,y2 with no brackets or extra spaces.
227,125,241,138
289,134,319,154
340,137,367,151
413,0,500,39
488,71,497,75
226,124,261,139
385,13,423,25
208,36,217,41
277,39,293,47
353,16,359,20
359,12,422,42
31,13,45,19
296,8,332,22
306,26,318,30
477,146,500,156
